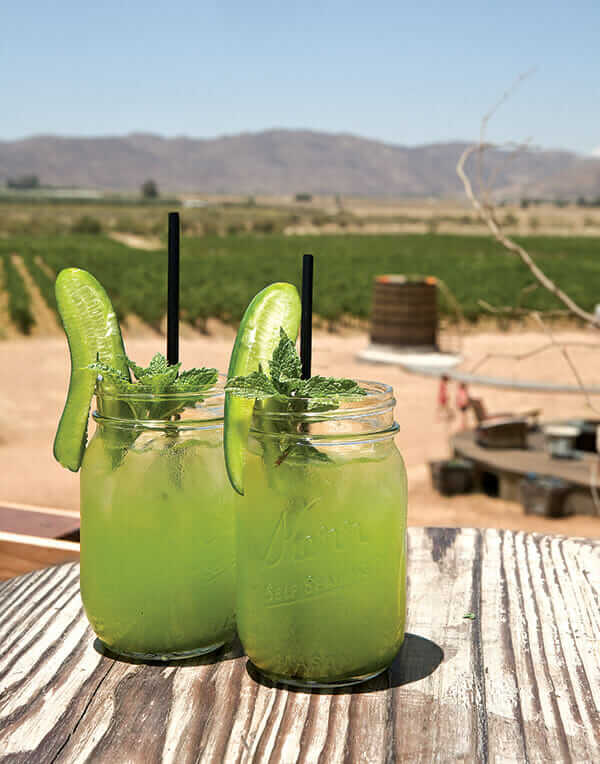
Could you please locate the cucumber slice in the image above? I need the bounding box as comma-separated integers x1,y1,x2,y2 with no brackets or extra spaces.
53,268,129,471
224,282,301,494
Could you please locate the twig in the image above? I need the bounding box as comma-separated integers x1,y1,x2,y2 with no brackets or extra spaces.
483,141,533,207
461,73,600,517
468,338,600,374
477,299,569,318
458,144,598,326
516,282,539,308
531,312,600,414
479,68,538,148
435,277,465,353
477,68,536,207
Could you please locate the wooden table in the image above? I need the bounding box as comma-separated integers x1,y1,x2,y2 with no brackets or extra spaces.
1,527,599,762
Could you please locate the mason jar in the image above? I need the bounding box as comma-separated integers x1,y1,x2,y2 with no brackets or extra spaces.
80,384,236,660
234,381,407,687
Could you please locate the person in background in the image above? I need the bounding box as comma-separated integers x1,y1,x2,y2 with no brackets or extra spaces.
437,374,453,420
456,382,470,430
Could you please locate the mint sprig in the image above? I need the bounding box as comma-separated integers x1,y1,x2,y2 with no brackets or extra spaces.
90,353,218,419
88,359,134,392
270,330,302,384
226,328,365,406
88,353,218,474
225,367,277,399
226,329,366,466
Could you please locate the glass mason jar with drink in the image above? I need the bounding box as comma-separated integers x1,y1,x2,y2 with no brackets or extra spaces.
237,383,406,686
225,296,407,686
80,382,236,659
53,268,236,660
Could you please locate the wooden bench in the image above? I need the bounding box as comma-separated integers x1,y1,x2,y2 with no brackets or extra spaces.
0,501,80,580
452,429,600,514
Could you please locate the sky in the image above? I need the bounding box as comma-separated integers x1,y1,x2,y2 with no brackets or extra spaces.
2,0,599,154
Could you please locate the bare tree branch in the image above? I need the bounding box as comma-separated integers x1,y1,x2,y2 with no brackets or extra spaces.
479,68,538,147
481,141,533,206
531,312,600,516
531,312,600,413
477,68,537,205
468,338,600,375
455,74,600,517
457,142,598,326
435,277,465,353
476,298,569,319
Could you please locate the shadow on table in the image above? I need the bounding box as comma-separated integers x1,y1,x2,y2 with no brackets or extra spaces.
93,636,244,667
246,633,443,695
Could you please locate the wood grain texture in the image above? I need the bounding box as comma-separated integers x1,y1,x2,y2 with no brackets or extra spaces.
0,527,598,763
0,532,80,581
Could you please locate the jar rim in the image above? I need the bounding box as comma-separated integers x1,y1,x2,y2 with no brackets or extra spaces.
91,411,224,430
250,422,400,447
93,374,225,426
246,379,395,423
95,386,223,403
94,374,225,403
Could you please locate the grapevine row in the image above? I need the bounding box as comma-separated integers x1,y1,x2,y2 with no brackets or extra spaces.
0,233,598,332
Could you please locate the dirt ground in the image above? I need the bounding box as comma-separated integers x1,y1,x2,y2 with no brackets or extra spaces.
1,327,600,539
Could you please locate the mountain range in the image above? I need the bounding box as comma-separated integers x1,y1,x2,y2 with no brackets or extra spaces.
1,129,599,199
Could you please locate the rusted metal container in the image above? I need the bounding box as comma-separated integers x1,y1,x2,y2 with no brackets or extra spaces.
370,275,438,347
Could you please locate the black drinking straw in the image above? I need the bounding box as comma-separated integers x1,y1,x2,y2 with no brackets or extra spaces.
300,253,314,380
167,211,180,365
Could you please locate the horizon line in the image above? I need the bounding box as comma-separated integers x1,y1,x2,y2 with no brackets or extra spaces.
0,128,591,158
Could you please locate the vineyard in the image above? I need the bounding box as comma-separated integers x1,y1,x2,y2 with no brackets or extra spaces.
1,233,599,335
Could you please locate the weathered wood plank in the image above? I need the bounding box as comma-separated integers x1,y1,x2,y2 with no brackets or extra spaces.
0,501,79,518
0,528,598,763
0,531,80,581
0,504,79,541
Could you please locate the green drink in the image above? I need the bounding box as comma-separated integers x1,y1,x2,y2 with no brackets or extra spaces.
233,380,407,687
80,386,236,659
52,268,239,660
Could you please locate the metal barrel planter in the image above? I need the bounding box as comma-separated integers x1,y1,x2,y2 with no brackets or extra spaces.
370,275,438,347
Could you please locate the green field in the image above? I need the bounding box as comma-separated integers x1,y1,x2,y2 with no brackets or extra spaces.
1,233,598,334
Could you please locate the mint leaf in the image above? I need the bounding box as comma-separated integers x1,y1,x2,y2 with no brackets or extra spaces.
89,359,136,392
226,367,277,399
125,354,182,396
225,330,365,406
128,353,170,381
134,365,179,395
270,328,302,388
147,353,169,376
89,354,219,420
89,354,218,477
275,441,332,465
300,375,365,400
225,329,367,468
173,367,218,392
166,367,219,419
